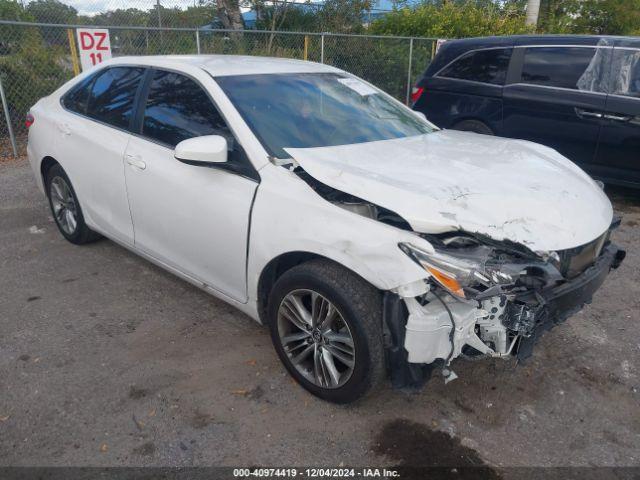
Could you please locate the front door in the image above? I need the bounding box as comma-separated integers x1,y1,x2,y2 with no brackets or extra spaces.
123,69,258,302
592,45,640,185
502,46,611,172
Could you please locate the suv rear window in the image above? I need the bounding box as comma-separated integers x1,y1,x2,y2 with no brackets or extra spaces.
521,47,603,91
438,48,512,85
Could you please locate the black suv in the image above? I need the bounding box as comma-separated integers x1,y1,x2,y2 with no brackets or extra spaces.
412,35,640,187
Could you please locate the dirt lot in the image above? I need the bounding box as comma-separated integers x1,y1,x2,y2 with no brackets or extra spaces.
1,158,639,474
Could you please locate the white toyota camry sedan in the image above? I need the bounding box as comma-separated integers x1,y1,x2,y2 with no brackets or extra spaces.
27,55,625,403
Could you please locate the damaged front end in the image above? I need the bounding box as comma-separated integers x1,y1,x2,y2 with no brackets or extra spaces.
286,152,624,389
385,223,626,389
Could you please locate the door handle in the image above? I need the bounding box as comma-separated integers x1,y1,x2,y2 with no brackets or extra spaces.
575,108,603,119
603,113,631,122
126,154,146,170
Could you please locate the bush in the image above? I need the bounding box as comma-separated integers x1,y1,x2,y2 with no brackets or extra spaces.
0,27,72,135
369,1,533,38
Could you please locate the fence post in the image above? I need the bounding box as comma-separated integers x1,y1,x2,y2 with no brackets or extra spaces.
0,75,18,159
303,35,309,61
405,37,414,105
67,28,80,76
320,33,325,64
195,29,201,54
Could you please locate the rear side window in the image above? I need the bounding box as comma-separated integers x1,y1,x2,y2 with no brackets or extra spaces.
86,67,145,129
63,74,95,114
142,70,232,148
610,48,640,97
521,47,605,91
438,48,512,85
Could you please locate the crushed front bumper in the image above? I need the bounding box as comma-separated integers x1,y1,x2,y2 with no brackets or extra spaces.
383,242,626,389
515,242,625,360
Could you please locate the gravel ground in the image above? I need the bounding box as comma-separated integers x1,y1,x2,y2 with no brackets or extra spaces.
1,158,639,474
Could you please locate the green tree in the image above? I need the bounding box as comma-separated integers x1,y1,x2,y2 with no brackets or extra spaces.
255,5,319,32
535,0,640,35
570,0,640,35
0,0,36,54
319,0,372,33
87,8,151,27
0,0,34,22
26,0,78,24
369,1,532,38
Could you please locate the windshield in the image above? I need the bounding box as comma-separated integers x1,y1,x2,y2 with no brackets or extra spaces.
215,73,434,159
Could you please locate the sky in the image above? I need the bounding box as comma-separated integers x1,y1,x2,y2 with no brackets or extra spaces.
54,1,205,16
26,0,396,17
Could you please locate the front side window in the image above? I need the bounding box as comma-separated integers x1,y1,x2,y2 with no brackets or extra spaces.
86,67,145,129
438,48,512,85
609,48,640,98
215,73,433,159
521,47,607,92
142,70,232,148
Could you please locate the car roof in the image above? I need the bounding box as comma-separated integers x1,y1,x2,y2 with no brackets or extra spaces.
440,34,639,49
425,34,640,77
106,54,342,77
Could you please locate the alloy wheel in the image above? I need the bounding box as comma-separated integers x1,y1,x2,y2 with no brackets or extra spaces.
49,176,78,235
277,289,356,389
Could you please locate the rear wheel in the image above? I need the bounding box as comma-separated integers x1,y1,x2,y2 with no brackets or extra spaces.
45,164,101,245
267,259,385,403
452,119,494,135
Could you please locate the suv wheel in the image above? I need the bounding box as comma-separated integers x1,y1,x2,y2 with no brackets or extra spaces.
453,119,494,135
45,164,101,245
267,259,385,403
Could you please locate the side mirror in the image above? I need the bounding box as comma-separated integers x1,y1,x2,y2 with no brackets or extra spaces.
175,135,228,166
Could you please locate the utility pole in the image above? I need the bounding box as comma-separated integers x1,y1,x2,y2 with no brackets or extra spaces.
525,0,541,27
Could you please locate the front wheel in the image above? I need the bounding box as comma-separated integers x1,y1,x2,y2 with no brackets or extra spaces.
267,259,385,403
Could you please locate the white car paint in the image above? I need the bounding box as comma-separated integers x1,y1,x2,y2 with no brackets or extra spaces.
26,55,617,390
286,130,613,253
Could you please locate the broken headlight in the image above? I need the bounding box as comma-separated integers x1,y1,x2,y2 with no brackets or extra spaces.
398,242,514,299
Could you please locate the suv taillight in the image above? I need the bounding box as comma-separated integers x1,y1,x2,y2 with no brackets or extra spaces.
25,112,34,128
410,86,424,104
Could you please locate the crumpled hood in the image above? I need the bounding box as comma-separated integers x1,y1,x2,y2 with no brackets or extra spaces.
285,130,613,252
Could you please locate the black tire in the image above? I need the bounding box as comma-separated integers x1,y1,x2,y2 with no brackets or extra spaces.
45,163,101,245
452,119,494,136
267,259,385,404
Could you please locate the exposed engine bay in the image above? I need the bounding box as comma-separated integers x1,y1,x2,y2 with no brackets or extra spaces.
296,167,626,387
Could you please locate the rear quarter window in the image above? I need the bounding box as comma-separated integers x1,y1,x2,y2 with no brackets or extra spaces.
438,48,512,85
86,67,145,130
62,74,96,114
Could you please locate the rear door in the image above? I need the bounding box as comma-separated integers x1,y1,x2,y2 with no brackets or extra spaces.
415,47,512,131
592,43,640,185
502,44,611,172
58,66,145,245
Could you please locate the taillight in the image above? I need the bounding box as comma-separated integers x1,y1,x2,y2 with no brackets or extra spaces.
410,86,424,104
25,112,34,128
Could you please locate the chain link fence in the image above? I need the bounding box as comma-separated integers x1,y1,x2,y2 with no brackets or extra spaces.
0,20,437,159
